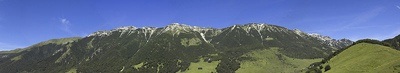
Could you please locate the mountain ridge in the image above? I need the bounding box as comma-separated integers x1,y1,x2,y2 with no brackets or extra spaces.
87,23,352,46
0,23,353,73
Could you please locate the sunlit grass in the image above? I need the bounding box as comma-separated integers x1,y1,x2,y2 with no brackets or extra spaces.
236,47,322,73
133,62,145,69
181,58,220,73
11,55,22,61
327,43,400,73
66,68,77,73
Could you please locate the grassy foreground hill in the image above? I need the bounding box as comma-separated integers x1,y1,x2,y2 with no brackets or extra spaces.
312,43,400,73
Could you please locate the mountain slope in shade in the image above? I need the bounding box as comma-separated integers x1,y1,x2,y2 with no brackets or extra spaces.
0,23,352,73
383,35,400,50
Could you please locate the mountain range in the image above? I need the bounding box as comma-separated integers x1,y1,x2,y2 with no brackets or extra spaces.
0,23,357,73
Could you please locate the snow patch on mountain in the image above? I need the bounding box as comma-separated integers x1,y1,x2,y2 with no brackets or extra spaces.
200,33,209,43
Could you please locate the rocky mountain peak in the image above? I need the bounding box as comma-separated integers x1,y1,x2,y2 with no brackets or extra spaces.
293,29,307,37
308,33,333,41
306,33,353,49
87,30,112,37
164,23,192,30
140,27,157,30
243,23,268,30
163,23,215,34
87,26,137,37
116,26,137,30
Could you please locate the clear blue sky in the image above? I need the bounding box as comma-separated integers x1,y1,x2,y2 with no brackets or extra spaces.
1,0,400,51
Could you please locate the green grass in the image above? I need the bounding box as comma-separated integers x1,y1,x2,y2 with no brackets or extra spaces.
55,47,71,63
0,49,25,54
133,62,145,69
11,55,22,61
2,37,81,53
264,37,274,41
326,43,400,73
33,37,81,47
236,47,322,73
180,38,202,47
179,58,220,73
66,68,77,73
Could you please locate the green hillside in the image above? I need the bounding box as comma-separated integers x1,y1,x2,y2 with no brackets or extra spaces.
325,43,400,73
236,47,322,73
0,37,80,54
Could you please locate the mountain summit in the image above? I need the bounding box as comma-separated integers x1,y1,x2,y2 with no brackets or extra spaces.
0,23,352,73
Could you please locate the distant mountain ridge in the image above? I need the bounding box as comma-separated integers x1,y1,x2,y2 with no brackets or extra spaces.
88,23,352,49
293,29,352,49
383,35,400,50
0,23,352,73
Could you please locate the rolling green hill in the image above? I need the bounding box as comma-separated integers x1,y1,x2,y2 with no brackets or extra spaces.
307,43,400,73
326,43,400,73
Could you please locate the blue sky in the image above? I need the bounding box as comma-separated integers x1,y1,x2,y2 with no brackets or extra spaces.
0,0,400,51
